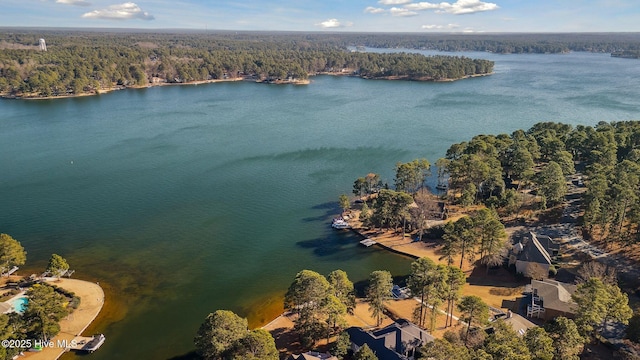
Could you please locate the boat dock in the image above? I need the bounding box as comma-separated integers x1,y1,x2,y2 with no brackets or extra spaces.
359,239,377,247
67,334,105,353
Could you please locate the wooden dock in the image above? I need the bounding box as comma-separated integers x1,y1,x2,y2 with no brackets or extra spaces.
359,239,377,247
67,334,105,353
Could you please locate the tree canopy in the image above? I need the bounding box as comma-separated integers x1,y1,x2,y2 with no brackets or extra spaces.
194,310,249,360
46,253,69,279
0,31,495,98
0,233,26,275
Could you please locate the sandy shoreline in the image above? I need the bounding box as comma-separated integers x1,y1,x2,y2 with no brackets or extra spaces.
20,278,105,360
0,76,310,100
1,70,490,100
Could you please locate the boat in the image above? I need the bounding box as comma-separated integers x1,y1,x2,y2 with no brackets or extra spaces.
331,218,350,229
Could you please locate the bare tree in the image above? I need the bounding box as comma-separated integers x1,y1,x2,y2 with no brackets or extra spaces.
410,189,440,242
575,261,617,285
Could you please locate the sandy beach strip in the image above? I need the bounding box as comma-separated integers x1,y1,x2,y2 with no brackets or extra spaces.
22,278,104,360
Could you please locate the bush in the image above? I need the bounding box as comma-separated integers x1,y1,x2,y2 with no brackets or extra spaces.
627,313,640,343
69,296,81,310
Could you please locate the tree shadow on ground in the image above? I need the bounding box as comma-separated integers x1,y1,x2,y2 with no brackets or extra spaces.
269,326,304,358
466,266,526,287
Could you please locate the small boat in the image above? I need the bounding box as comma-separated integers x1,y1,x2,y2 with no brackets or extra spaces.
331,218,350,229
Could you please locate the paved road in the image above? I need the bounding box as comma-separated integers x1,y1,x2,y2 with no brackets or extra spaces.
514,177,640,283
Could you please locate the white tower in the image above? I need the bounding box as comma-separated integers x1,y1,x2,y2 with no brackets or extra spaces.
39,38,47,51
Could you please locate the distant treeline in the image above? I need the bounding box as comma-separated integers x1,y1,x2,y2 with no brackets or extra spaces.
335,32,640,54
0,30,493,98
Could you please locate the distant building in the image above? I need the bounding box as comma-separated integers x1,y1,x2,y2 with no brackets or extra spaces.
346,319,434,360
39,38,47,51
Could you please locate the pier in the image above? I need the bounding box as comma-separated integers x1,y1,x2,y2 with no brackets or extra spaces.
67,334,106,353
359,239,377,247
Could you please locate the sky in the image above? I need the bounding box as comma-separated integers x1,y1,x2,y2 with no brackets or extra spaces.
2,0,639,33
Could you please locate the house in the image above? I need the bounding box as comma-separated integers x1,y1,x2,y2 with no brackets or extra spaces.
492,311,537,336
526,279,577,321
286,351,338,360
509,232,560,278
346,319,434,360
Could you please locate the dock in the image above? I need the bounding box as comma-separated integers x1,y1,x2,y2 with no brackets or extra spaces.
359,239,377,247
67,334,105,353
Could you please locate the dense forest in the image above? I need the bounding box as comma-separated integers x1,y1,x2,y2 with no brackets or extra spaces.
0,30,494,98
352,120,640,248
440,120,640,246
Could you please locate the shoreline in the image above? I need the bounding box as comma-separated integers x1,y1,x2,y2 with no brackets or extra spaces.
1,71,491,101
22,278,105,360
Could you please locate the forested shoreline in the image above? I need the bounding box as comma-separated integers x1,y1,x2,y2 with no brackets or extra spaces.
0,30,494,99
352,120,640,253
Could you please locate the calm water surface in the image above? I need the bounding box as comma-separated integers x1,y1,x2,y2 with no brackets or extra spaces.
1,51,639,359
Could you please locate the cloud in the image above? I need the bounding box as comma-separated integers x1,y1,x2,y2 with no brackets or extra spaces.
56,0,91,6
316,18,353,28
390,7,419,17
403,0,499,15
82,2,154,20
378,0,412,4
405,2,441,11
421,23,460,29
364,6,386,14
437,0,499,15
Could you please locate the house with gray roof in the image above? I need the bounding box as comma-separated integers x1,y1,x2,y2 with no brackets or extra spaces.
509,232,560,278
286,352,338,360
346,319,434,360
527,278,577,321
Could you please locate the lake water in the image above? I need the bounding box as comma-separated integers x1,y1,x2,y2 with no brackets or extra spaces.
1,50,639,359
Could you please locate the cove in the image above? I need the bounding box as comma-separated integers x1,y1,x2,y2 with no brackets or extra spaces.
1,51,639,359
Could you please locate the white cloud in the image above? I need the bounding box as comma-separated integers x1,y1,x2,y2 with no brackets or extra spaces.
437,0,499,15
390,7,419,17
82,2,154,20
56,0,91,6
316,18,353,28
403,0,499,15
378,0,412,4
364,6,386,14
421,23,460,29
405,2,441,11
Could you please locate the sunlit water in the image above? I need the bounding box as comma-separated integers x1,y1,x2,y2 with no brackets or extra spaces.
1,50,639,359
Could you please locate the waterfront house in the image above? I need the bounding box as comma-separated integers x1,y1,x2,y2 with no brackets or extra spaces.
346,319,434,360
286,351,338,360
509,232,560,278
526,279,577,321
491,311,537,336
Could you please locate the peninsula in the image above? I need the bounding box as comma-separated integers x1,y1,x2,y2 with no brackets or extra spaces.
0,30,495,99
